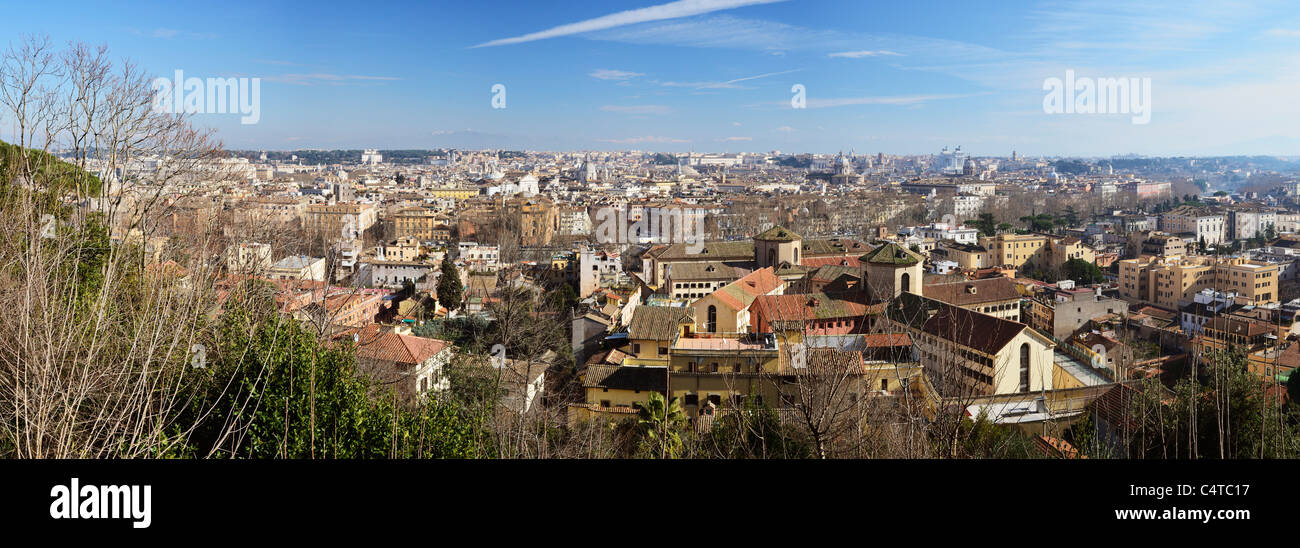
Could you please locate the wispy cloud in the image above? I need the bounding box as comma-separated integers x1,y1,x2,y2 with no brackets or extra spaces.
130,27,220,40
590,69,645,81
775,125,793,132
598,135,690,144
264,73,402,86
801,93,977,109
600,104,673,115
472,0,786,47
828,50,902,58
1266,28,1300,37
719,136,752,141
659,68,799,89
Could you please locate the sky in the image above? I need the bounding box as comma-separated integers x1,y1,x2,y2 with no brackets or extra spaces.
4,0,1300,157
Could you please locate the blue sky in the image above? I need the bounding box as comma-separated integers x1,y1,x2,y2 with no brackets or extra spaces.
5,0,1300,156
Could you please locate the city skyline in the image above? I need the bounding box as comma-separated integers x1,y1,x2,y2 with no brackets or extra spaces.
4,0,1300,156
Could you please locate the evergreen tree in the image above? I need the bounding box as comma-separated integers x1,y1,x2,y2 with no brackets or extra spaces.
437,255,463,313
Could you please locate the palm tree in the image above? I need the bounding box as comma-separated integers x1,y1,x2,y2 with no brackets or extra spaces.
637,391,685,458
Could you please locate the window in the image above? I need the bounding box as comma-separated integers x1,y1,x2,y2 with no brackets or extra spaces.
707,394,722,406
1019,342,1031,393
633,343,641,354
707,305,717,333
600,400,611,407
684,393,699,406
881,379,889,391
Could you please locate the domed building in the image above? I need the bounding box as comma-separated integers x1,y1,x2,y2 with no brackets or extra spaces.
829,151,862,186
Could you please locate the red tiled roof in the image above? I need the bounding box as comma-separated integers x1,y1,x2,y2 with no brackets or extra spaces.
350,324,450,366
801,256,862,268
861,333,912,348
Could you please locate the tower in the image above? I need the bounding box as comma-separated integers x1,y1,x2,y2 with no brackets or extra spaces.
859,242,923,302
753,226,802,269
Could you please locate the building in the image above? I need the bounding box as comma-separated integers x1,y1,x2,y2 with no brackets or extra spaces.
922,277,1023,322
392,207,443,241
884,292,1056,397
691,267,785,334
267,255,327,282
350,324,451,401
225,242,272,274
305,203,377,242
1024,284,1126,340
1118,255,1280,308
1159,206,1225,246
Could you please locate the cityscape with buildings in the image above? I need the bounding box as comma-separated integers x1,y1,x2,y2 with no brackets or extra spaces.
3,3,1300,531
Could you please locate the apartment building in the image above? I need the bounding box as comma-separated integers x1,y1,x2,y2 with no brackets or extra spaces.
1159,206,1225,246
922,277,1023,322
392,207,443,241
235,196,307,227
883,292,1056,397
975,233,1095,272
1228,209,1277,240
1126,230,1186,258
305,202,377,241
1118,255,1279,308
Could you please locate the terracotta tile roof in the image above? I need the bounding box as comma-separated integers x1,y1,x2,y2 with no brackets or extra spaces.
627,305,691,341
801,256,862,268
711,267,784,311
923,277,1021,307
350,324,450,366
752,292,869,324
582,365,667,392
861,333,913,348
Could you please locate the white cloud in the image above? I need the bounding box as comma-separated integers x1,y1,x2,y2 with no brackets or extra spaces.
1266,28,1300,37
264,73,402,86
776,126,793,132
828,50,902,58
590,69,645,80
472,0,787,47
600,104,673,115
802,93,976,108
720,136,752,141
732,121,742,126
659,68,799,89
599,135,690,144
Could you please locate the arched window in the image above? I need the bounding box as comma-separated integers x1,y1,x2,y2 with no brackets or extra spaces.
794,247,799,264
900,272,911,294
1019,342,1031,393
766,248,776,267
707,305,717,333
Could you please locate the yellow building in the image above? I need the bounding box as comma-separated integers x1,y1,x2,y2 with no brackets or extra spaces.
305,202,377,241
1118,255,1279,308
426,188,479,200
623,305,693,366
977,233,1095,273
393,207,441,241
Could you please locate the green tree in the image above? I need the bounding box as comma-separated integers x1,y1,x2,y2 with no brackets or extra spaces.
176,297,477,459
637,392,685,458
1062,258,1106,285
437,255,463,314
1288,370,1300,407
